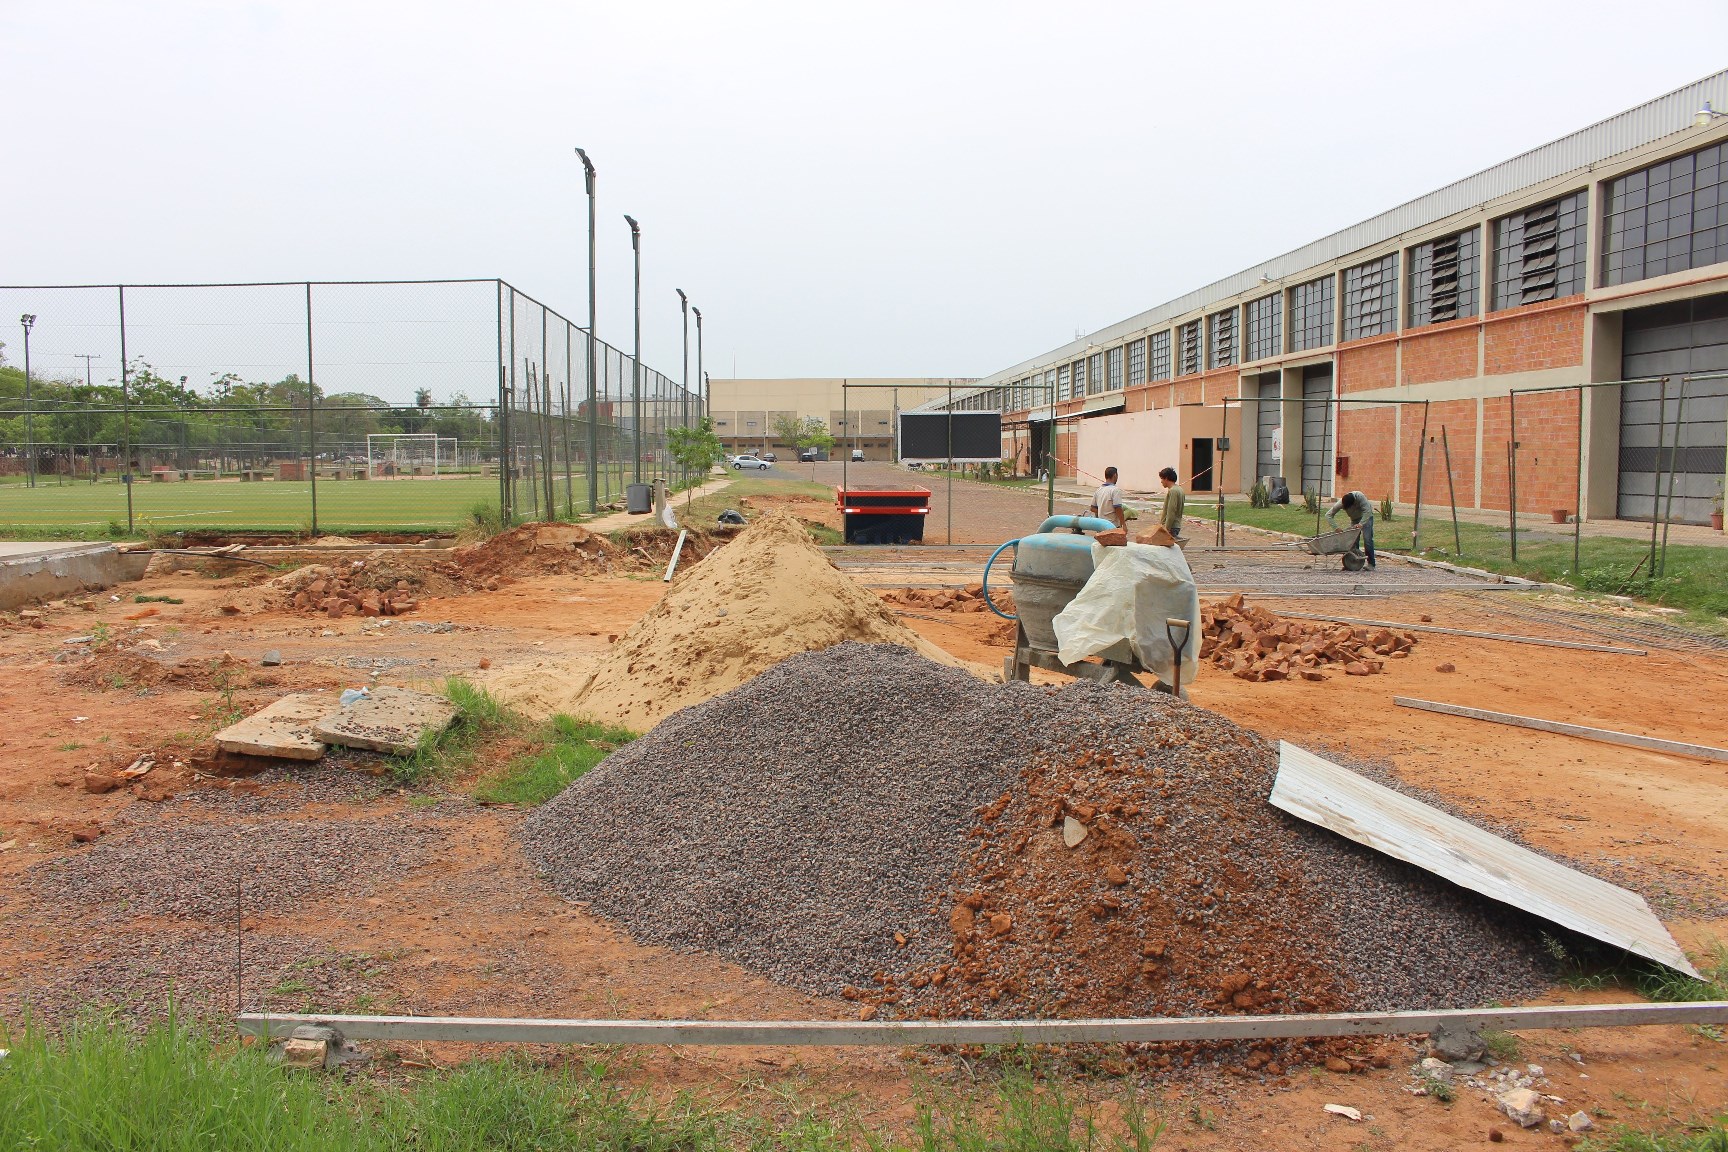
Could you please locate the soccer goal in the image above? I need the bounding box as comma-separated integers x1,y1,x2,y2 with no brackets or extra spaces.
366,433,460,477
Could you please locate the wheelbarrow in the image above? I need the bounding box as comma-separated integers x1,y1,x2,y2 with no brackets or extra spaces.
1299,526,1366,571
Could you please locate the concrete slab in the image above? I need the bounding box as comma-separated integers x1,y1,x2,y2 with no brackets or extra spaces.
215,693,336,761
0,541,150,610
312,687,459,756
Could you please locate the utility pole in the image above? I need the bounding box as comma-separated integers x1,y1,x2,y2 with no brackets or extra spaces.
676,288,689,485
20,314,36,488
575,147,599,512
625,214,642,484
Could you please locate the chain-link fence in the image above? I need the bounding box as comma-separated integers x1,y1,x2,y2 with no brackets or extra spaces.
0,280,700,535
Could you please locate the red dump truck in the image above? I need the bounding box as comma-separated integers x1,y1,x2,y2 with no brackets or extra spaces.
834,485,932,545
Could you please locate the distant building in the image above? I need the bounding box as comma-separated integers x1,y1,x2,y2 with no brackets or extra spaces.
923,71,1728,523
707,378,973,460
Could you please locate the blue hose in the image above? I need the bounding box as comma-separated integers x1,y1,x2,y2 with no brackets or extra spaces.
982,538,1019,620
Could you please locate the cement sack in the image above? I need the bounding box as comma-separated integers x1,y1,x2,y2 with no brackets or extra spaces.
1052,541,1201,690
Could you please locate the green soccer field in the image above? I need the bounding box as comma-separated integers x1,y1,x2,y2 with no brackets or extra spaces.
0,474,530,535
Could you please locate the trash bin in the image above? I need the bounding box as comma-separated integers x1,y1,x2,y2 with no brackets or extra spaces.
626,483,653,514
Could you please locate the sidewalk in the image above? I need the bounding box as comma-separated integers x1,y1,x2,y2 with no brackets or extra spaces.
580,473,734,533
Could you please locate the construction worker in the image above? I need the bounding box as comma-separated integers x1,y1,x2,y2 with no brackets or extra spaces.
1157,467,1185,540
1326,490,1377,568
1089,466,1127,530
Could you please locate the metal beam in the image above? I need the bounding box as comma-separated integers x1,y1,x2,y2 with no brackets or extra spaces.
238,1001,1728,1046
1394,697,1728,764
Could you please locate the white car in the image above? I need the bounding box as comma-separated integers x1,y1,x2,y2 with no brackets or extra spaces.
731,454,772,470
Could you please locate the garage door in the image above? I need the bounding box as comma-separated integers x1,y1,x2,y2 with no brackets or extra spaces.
1256,376,1281,483
1301,364,1334,499
1618,292,1728,523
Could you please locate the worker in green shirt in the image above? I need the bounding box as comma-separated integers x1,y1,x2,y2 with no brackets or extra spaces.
1158,467,1185,540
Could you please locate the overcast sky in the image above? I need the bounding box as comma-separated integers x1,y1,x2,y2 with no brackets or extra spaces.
4,0,1727,398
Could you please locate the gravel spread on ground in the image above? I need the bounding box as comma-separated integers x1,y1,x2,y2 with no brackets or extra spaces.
523,642,1556,1020
23,815,444,922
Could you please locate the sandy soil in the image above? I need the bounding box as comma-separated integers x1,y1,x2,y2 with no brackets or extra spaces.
1,547,1725,1149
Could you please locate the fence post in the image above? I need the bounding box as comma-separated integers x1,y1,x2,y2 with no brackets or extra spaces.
1659,380,1687,578
1647,377,1668,578
305,282,318,536
118,285,134,532
497,365,509,525
1573,385,1584,577
1441,426,1462,558
1507,390,1518,563
1411,399,1430,552
563,323,574,517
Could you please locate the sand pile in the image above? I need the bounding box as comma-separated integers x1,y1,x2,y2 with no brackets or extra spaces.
516,512,957,731
1199,594,1417,681
523,643,1551,1028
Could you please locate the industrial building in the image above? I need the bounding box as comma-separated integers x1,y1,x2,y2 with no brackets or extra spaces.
707,378,971,460
925,71,1728,526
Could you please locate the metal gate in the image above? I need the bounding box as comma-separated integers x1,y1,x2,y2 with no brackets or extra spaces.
1256,375,1281,482
1618,293,1728,523
1301,364,1334,499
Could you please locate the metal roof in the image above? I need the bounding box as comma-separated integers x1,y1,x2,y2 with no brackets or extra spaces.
944,69,1728,406
1271,742,1698,977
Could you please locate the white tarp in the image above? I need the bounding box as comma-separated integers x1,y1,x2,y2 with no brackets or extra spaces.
1052,542,1201,690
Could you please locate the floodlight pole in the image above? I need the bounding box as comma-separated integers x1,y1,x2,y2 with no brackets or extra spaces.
20,314,36,488
676,288,689,485
576,147,599,512
626,214,642,484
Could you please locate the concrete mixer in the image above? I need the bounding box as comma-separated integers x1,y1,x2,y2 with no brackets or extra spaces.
981,514,1189,691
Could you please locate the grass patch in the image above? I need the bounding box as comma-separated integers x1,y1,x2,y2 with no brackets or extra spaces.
0,1016,1167,1151
397,676,517,787
1211,500,1728,623
1580,1121,1728,1151
1480,1029,1522,1062
471,714,637,806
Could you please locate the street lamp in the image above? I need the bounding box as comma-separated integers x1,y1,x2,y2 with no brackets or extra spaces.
624,214,642,484
692,306,703,424
575,147,599,512
19,314,36,488
676,288,689,483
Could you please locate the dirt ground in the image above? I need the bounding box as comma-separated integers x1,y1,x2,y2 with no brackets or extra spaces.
2,516,1726,1149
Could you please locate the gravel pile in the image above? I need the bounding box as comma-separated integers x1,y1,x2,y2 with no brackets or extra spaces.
524,642,1554,1018
523,643,1040,992
24,817,445,922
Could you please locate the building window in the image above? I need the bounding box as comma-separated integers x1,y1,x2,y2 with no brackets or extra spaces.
1044,368,1056,404
1492,190,1587,310
1127,339,1146,387
1086,352,1103,395
1289,275,1334,351
1342,254,1398,341
1244,293,1282,361
1106,346,1124,391
1057,364,1071,401
1407,228,1480,327
1149,330,1172,380
1208,308,1237,369
1071,359,1087,396
1602,144,1726,287
1177,321,1202,376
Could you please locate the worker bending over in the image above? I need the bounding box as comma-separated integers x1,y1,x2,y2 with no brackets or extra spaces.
1089,466,1127,530
1326,490,1377,568
1157,468,1185,541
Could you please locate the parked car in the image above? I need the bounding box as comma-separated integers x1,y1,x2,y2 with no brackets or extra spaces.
762,452,777,462
731,454,772,470
851,448,865,462
799,449,818,462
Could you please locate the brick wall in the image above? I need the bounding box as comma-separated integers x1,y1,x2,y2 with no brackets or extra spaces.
1401,325,1478,385
1200,370,1238,405
1336,407,1397,501
1147,383,1175,409
1172,379,1204,406
1485,302,1586,375
1338,341,1397,394
1055,427,1080,477
1398,399,1478,504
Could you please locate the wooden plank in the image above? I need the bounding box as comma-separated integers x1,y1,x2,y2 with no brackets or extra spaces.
1274,611,1645,655
237,1000,1728,1046
1393,697,1728,764
1271,742,1699,977
214,693,335,761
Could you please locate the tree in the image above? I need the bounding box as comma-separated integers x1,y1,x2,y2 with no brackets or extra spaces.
415,387,432,411
793,416,834,476
666,417,725,507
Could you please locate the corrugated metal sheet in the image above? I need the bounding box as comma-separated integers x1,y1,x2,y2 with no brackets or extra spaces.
1271,742,1699,977
953,70,1728,406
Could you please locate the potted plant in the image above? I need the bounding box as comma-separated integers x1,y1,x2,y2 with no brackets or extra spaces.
1551,508,1569,524
1712,482,1724,532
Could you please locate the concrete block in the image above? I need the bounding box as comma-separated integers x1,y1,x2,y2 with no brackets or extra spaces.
312,686,459,756
215,693,335,761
